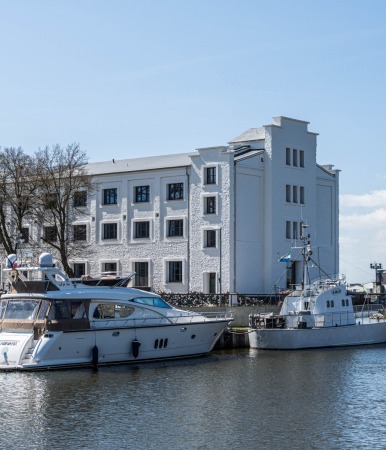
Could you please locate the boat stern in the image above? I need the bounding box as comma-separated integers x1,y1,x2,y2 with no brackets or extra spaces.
0,332,35,370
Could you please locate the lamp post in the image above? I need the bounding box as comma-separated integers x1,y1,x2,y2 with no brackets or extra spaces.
370,262,383,292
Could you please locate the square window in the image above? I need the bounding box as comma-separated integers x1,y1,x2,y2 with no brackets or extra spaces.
206,167,216,184
73,224,87,241
134,262,149,287
135,186,150,203
205,230,216,248
73,263,86,278
103,262,117,275
168,219,183,237
73,191,87,207
205,196,216,214
168,261,182,283
44,225,57,242
103,188,117,205
103,223,117,239
168,183,184,200
134,221,150,238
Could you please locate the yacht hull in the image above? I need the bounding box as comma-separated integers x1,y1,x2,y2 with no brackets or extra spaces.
0,320,229,370
249,320,386,350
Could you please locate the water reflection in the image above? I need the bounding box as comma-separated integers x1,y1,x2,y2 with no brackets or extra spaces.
0,346,385,449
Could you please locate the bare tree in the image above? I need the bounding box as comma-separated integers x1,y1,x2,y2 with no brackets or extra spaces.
35,143,94,276
0,147,39,255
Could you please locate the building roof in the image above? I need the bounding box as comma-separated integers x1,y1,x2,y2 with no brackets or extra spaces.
228,127,265,144
86,152,195,175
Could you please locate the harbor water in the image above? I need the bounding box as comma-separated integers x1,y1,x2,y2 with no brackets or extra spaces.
1,345,386,450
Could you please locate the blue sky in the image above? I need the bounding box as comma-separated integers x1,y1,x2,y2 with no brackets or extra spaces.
1,0,385,283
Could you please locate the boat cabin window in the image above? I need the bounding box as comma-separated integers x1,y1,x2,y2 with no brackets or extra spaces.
93,304,135,319
132,297,172,309
4,299,40,320
38,300,51,320
71,301,86,318
48,300,70,319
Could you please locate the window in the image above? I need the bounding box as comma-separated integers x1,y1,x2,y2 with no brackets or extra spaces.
300,150,305,168
205,196,216,214
293,186,298,203
205,230,216,248
134,262,149,287
206,167,216,184
168,261,182,283
103,188,117,205
93,303,135,319
286,147,291,165
134,221,150,239
300,186,305,204
168,219,183,237
73,225,87,241
293,222,298,240
20,227,29,244
168,183,184,200
135,186,150,203
102,262,117,274
293,149,298,167
286,185,291,202
103,223,117,239
44,226,57,242
209,273,216,294
44,193,58,209
73,263,86,278
73,191,87,207
286,221,291,239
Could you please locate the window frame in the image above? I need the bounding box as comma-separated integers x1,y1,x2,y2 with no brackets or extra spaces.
134,220,150,239
167,183,184,201
73,224,87,241
73,191,87,208
102,188,118,205
134,185,150,203
168,261,183,283
205,166,217,185
167,219,184,238
102,222,118,240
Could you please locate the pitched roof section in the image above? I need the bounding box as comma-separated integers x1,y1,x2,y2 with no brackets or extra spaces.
86,152,195,175
228,127,265,144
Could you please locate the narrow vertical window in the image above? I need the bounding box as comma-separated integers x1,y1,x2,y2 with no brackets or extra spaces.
300,186,305,204
209,273,216,293
286,221,291,239
293,186,298,203
286,185,291,202
168,261,182,282
205,230,216,248
299,150,305,168
134,262,149,287
293,221,298,239
286,147,291,165
293,149,298,167
206,167,216,184
206,196,216,214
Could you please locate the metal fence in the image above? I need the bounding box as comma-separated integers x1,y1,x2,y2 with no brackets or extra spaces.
156,292,286,308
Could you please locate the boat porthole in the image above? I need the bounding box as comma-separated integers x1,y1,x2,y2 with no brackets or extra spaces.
164,338,168,348
112,331,120,337
191,335,196,339
160,338,164,348
154,339,159,349
214,332,218,337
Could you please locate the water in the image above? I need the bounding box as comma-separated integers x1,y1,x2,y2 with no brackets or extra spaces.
1,346,386,450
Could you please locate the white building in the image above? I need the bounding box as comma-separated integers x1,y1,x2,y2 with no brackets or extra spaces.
69,116,339,294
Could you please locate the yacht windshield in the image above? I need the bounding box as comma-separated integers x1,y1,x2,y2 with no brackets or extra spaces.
4,299,40,320
133,297,171,308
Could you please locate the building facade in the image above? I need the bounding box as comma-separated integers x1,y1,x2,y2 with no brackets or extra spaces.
38,116,341,294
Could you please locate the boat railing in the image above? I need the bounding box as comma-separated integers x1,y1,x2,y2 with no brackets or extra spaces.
91,312,232,328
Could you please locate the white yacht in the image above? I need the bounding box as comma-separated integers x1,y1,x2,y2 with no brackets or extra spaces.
249,229,386,350
0,253,232,370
